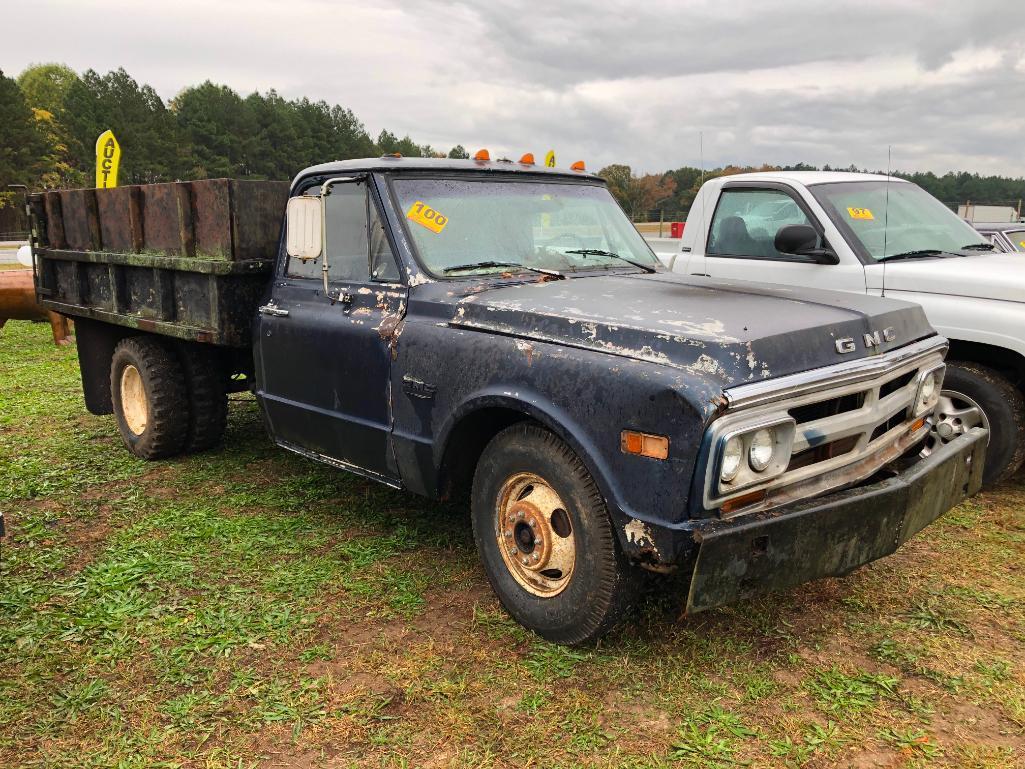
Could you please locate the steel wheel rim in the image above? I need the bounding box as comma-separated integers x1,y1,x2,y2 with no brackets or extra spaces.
922,388,990,457
495,472,576,597
120,364,148,436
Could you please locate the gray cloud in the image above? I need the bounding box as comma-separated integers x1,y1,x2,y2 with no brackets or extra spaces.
4,0,1024,176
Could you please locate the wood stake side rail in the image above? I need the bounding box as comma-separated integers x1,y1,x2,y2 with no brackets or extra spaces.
33,248,274,346
27,179,289,348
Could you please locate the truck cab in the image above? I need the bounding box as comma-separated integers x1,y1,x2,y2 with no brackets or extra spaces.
668,171,1025,486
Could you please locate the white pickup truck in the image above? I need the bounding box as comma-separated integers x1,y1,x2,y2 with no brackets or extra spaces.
664,171,1024,486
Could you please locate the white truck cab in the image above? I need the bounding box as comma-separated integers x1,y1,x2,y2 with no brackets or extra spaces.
666,171,1025,485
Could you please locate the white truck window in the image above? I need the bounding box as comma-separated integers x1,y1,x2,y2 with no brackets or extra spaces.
707,189,814,259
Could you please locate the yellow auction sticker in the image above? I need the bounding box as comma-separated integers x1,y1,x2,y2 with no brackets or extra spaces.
847,207,875,220
406,200,448,233
1019,240,1025,249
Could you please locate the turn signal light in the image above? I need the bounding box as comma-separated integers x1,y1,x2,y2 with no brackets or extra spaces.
911,416,926,432
720,490,766,515
474,148,490,161
621,430,669,460
519,152,535,165
570,160,586,171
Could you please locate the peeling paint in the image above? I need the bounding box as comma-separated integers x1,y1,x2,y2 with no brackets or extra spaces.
624,519,659,556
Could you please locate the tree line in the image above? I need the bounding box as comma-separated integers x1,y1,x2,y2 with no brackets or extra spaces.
0,63,469,211
2,63,1024,223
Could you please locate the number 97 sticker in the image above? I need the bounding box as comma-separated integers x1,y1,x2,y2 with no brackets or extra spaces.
407,201,449,233
847,207,875,220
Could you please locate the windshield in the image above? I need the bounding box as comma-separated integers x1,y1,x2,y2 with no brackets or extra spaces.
809,181,986,260
389,178,659,276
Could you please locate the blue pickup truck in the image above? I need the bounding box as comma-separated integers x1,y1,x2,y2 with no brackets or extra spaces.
29,157,986,643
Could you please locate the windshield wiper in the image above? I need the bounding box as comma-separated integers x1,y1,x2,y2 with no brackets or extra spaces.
961,243,995,251
443,261,565,279
877,249,959,262
565,248,656,273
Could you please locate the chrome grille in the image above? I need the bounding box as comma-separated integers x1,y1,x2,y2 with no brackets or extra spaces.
703,337,947,515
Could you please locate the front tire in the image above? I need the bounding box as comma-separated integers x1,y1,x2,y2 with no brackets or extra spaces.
471,423,640,645
924,362,1025,486
110,336,190,460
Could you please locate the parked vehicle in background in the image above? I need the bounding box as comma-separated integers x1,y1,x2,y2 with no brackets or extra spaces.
29,159,985,644
958,203,1021,223
972,221,1025,253
666,171,1024,486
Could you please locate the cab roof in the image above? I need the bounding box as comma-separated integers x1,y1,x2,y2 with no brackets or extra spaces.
292,156,603,190
712,170,909,186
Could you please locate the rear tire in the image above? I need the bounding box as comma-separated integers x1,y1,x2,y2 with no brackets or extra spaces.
471,423,641,645
178,344,228,452
925,362,1025,487
110,336,190,460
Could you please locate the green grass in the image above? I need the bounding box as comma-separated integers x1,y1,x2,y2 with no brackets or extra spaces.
1,319,1024,767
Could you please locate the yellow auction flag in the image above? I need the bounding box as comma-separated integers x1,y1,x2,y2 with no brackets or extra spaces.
95,130,121,188
544,150,556,168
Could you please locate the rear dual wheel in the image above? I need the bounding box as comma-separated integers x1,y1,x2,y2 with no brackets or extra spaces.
471,423,642,645
110,336,228,460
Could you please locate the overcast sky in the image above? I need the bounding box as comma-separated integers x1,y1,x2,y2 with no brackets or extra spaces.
6,0,1025,176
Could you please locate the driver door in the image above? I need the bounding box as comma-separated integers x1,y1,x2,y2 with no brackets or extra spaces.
692,186,866,294
254,179,406,485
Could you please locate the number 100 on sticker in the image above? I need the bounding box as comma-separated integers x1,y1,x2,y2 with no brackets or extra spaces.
407,201,449,233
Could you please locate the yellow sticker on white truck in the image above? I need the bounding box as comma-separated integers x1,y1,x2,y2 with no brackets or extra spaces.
406,201,448,233
847,207,875,220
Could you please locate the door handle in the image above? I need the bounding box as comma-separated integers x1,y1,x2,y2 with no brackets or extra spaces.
329,288,353,306
258,303,290,317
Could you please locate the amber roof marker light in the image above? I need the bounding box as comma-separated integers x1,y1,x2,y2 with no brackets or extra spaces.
570,160,586,172
519,153,535,165
474,149,490,161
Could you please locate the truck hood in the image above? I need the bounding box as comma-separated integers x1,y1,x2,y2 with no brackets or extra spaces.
880,253,1024,303
447,272,934,389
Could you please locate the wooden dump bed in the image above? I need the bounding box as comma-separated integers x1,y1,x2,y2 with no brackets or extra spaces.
29,179,289,347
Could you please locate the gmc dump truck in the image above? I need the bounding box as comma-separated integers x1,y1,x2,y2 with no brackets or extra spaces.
28,157,986,644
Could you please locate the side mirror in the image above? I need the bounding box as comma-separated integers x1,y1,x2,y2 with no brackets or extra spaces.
285,196,324,261
774,224,838,264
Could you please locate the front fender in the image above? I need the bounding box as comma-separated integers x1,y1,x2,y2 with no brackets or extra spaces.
390,320,716,562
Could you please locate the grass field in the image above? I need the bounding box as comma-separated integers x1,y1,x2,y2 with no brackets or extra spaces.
1,319,1023,768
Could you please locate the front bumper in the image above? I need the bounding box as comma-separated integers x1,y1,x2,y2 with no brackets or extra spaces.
681,427,986,612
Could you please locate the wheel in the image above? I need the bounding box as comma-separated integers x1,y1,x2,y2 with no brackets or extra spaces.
177,344,228,452
923,362,1025,487
470,423,641,644
110,336,190,460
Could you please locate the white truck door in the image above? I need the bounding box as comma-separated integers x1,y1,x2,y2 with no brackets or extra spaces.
686,183,866,294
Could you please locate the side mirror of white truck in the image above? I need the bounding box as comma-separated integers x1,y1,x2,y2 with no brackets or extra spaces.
774,224,839,265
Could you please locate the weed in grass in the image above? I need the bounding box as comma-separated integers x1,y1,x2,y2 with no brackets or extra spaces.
670,722,741,767
807,667,899,715
973,658,1013,685
298,643,332,663
49,678,109,720
871,637,918,668
904,600,971,637
517,690,548,714
879,727,943,759
524,642,591,679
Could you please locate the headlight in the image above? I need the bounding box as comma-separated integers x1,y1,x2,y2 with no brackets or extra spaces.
913,365,945,416
720,436,743,482
748,429,775,471
715,418,796,494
